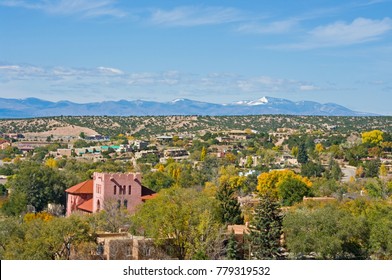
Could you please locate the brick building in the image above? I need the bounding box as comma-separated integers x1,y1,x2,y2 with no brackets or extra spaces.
65,172,156,216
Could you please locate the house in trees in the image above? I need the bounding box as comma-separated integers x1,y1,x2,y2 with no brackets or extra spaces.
65,172,156,216
95,233,172,260
0,139,11,150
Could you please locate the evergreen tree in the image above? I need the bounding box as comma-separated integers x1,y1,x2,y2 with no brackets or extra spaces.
297,142,308,164
226,231,240,260
248,194,283,259
216,182,244,225
330,160,343,180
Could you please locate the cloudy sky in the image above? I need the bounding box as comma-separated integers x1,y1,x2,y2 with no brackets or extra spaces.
0,0,391,114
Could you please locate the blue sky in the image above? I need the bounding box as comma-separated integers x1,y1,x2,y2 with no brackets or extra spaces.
0,0,391,114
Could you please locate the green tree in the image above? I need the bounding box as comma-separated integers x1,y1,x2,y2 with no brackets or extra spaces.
367,203,392,259
142,171,175,192
3,214,94,260
3,161,68,214
132,187,223,260
257,170,312,205
364,180,383,198
226,231,241,260
247,194,283,259
136,153,159,165
73,139,91,148
364,159,381,178
0,217,24,259
90,199,132,233
0,183,7,196
216,182,244,225
300,162,325,178
297,142,308,164
283,204,368,259
278,177,311,206
1,191,28,216
245,156,254,168
329,160,343,181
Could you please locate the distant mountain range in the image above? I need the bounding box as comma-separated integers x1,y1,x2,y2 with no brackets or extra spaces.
0,96,376,118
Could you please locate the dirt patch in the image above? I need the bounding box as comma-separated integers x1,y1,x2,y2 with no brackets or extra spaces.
24,125,99,137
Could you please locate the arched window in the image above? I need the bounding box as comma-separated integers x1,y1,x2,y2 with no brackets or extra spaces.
113,185,117,195
124,199,128,208
97,200,101,212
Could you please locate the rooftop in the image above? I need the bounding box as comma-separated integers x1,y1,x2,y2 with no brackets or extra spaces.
65,180,93,194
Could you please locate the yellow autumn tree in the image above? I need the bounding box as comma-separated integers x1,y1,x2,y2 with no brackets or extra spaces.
315,143,325,154
356,166,364,178
291,146,298,157
257,170,312,205
219,165,246,189
24,212,54,223
45,158,58,169
203,181,218,197
218,165,246,189
362,130,384,145
155,163,165,172
244,128,253,135
379,164,388,177
200,146,207,161
224,152,237,164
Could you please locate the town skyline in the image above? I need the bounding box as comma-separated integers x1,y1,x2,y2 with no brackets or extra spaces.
1,0,392,115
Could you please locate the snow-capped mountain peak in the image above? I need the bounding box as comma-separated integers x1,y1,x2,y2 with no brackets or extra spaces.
248,97,269,105
171,98,185,103
0,96,375,118
233,96,269,106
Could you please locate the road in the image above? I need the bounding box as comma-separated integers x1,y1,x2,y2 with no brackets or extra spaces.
341,165,357,182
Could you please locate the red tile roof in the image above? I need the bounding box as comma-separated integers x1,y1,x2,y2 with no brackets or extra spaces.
141,185,157,201
65,180,93,194
141,193,158,201
77,197,93,213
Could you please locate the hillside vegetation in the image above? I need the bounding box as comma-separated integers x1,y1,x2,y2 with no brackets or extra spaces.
1,115,391,137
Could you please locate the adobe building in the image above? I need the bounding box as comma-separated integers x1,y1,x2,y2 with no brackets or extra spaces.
95,233,172,260
65,172,156,216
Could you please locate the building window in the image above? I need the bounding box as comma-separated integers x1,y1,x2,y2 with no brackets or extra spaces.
113,185,117,195
120,185,126,195
97,200,101,212
128,185,131,195
124,199,128,208
126,245,132,257
117,200,121,209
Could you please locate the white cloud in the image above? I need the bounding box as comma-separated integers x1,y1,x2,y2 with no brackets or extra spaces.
149,6,246,27
97,66,124,75
277,17,392,49
0,0,125,18
309,17,392,45
0,64,46,78
300,85,320,91
0,65,20,70
236,76,306,93
237,19,299,34
0,63,331,103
